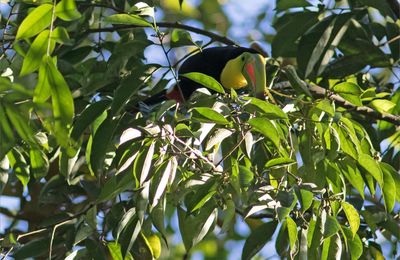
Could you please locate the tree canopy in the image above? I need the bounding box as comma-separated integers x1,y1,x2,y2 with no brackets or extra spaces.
0,0,399,259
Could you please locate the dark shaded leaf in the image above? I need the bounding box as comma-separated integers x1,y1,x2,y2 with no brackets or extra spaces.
242,220,278,260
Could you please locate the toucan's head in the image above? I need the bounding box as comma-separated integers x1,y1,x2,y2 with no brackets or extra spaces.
220,51,266,99
162,46,267,103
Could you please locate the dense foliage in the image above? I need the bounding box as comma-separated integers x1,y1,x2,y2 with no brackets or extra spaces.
0,0,399,259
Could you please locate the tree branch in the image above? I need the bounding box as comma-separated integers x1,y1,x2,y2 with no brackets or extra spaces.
308,83,400,125
273,81,400,125
86,22,237,45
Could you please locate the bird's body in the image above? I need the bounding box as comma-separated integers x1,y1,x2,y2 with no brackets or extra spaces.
177,46,260,99
146,46,266,104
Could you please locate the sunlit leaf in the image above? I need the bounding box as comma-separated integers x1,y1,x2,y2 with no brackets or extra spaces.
321,211,339,239
243,97,288,119
20,30,55,76
369,99,396,113
248,118,280,148
286,216,298,253
29,148,49,179
381,164,396,212
191,107,229,124
357,153,383,185
16,4,53,40
341,201,360,238
333,82,362,106
265,157,295,169
105,14,152,26
171,29,196,47
342,226,363,260
51,26,72,45
55,0,81,21
182,72,225,94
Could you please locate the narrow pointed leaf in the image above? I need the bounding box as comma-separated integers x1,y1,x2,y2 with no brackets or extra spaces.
182,72,225,94
16,4,53,40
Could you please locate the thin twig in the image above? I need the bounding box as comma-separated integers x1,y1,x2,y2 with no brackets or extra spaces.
87,22,237,45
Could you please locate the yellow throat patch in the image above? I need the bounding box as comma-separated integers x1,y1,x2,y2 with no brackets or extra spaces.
220,55,248,90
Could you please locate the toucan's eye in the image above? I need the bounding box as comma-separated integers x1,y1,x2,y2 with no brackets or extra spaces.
241,56,245,61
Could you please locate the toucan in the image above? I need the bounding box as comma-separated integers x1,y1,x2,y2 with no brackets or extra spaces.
146,46,266,104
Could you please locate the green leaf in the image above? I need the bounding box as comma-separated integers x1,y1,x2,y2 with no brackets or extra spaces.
238,165,254,188
341,202,360,238
369,99,396,113
380,162,400,203
333,82,362,106
43,57,74,146
4,105,36,144
34,61,52,103
205,128,233,151
357,153,383,185
0,104,15,158
381,164,396,212
333,82,362,95
90,116,117,175
277,206,291,221
272,12,319,57
170,29,195,48
284,65,312,97
51,26,72,45
16,4,53,40
178,203,217,251
191,107,229,125
297,14,352,78
29,148,49,179
116,207,137,241
150,198,168,246
7,148,30,187
111,76,142,115
265,157,295,169
286,216,298,253
242,221,278,260
321,211,340,239
20,30,55,76
181,72,225,94
316,99,335,117
70,100,111,142
104,14,152,27
139,140,155,185
119,216,142,258
107,242,123,260
221,199,236,233
150,159,174,208
275,0,311,12
275,221,289,257
342,226,363,260
338,158,365,198
299,189,313,213
97,173,133,203
187,178,217,212
242,97,288,119
55,0,81,21
248,118,280,148
74,224,94,245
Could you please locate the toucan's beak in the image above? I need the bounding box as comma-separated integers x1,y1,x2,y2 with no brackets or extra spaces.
242,54,266,99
